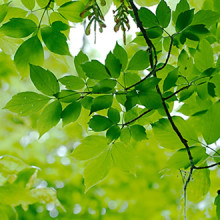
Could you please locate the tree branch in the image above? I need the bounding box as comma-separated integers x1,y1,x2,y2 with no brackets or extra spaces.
122,109,152,127
194,162,220,170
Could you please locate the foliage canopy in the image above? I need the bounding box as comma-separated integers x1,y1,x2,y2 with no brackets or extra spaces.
0,0,220,219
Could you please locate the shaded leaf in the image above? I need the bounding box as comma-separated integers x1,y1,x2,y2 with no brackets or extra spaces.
138,7,159,28
106,125,121,142
90,95,113,114
89,115,113,131
14,36,44,77
156,0,171,28
57,90,80,103
176,9,194,32
105,52,121,78
41,26,70,55
61,101,81,126
113,42,128,71
108,107,120,124
130,124,147,141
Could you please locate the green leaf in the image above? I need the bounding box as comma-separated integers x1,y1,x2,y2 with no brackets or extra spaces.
130,124,147,141
194,39,214,72
58,1,84,23
152,117,198,149
179,86,195,101
92,79,116,93
145,26,163,39
81,96,93,109
30,65,59,96
61,101,81,126
124,72,141,88
105,52,121,78
215,194,220,220
156,0,171,28
41,26,70,55
89,115,113,131
120,127,131,143
0,3,9,24
172,0,190,23
111,142,135,173
192,10,220,27
176,9,194,32
90,95,113,114
51,21,70,31
21,0,35,10
134,0,159,7
38,100,62,136
81,60,110,80
4,92,50,116
84,149,112,192
127,50,150,70
14,168,36,188
138,7,159,28
57,90,80,103
136,77,161,91
139,91,162,109
59,75,84,90
106,125,121,142
36,0,50,8
188,169,210,202
0,18,37,38
74,50,89,79
113,42,128,71
200,101,220,144
73,135,108,160
108,107,120,124
166,146,207,169
163,68,178,91
14,36,44,77
0,155,29,175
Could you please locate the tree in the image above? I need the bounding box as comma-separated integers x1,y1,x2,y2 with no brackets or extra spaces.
0,0,220,219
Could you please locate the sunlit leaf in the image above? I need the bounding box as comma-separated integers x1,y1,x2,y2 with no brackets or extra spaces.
4,92,50,116
59,75,85,90
84,149,112,191
73,135,108,160
58,1,84,23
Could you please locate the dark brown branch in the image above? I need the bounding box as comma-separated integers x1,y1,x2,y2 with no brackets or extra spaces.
163,85,190,100
122,109,152,127
125,70,154,90
156,36,174,72
194,162,220,170
128,0,157,68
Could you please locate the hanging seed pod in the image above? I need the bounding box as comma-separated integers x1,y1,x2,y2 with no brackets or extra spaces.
85,24,91,35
